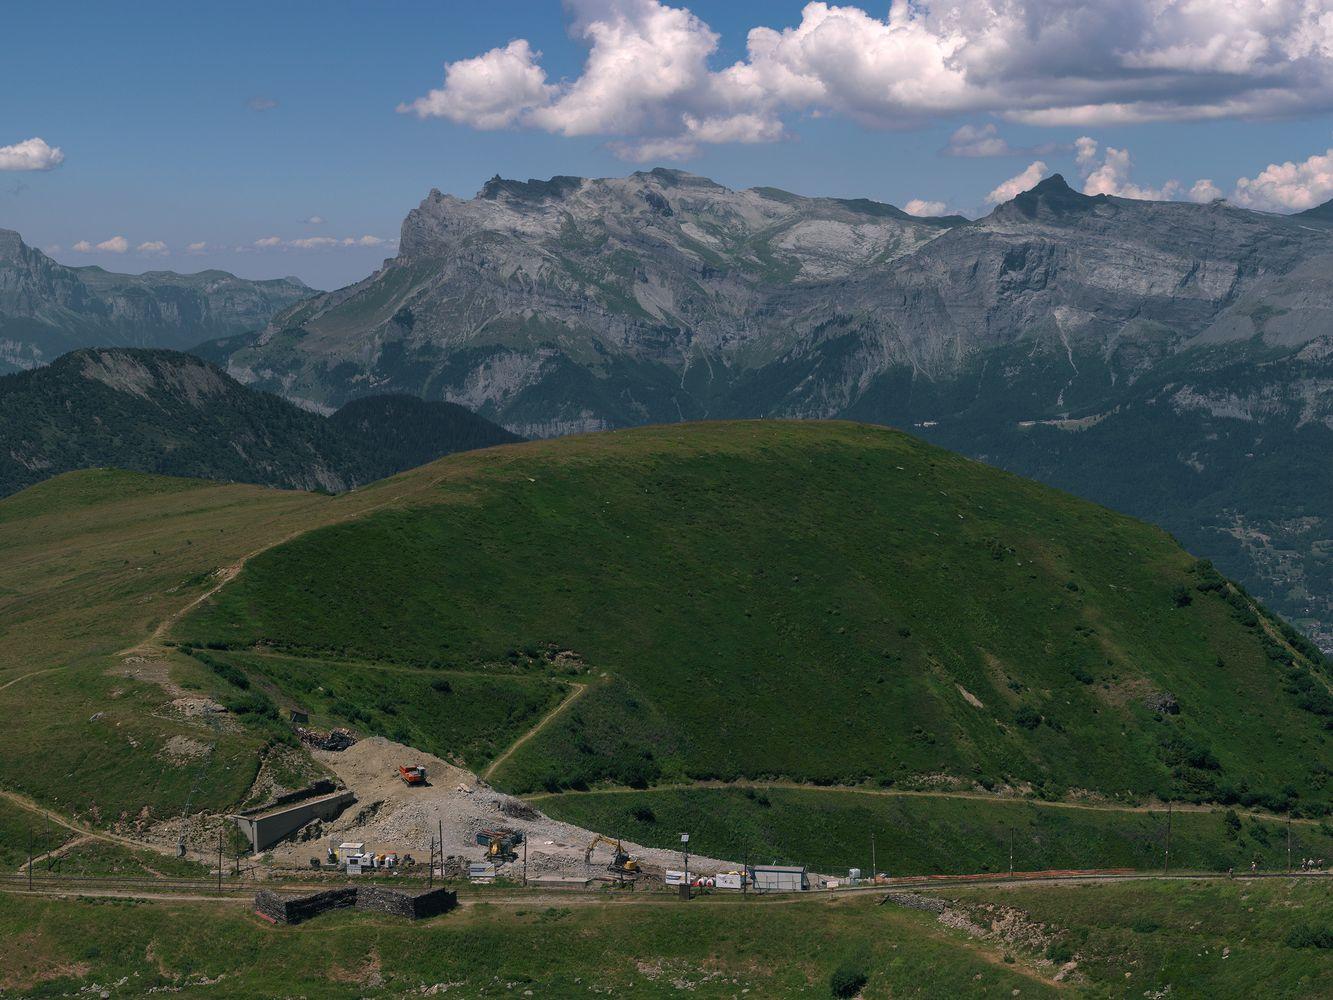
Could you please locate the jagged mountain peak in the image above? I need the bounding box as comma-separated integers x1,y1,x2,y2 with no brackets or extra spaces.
995,173,1109,221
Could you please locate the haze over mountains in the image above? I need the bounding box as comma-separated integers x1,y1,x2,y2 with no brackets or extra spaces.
0,228,311,374
201,168,1333,646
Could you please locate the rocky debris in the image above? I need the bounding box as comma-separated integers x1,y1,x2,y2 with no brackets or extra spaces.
936,899,1076,980
297,726,357,751
499,799,539,821
159,735,210,763
1145,691,1181,715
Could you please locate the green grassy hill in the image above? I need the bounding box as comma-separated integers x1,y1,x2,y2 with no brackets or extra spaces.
2,420,1328,862
177,421,1332,815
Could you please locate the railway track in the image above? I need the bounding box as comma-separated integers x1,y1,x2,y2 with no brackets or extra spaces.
3,867,1327,904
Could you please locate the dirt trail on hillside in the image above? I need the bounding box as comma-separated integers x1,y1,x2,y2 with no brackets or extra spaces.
482,682,588,781
0,668,58,693
525,780,1329,826
0,789,185,865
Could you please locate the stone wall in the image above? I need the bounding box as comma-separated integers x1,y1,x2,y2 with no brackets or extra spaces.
356,885,457,920
254,887,356,924
880,891,947,913
254,885,455,924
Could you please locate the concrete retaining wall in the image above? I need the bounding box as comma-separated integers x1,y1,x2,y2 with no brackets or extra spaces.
232,789,355,854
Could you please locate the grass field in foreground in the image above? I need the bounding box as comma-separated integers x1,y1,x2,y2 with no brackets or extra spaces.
533,786,1333,875
944,879,1333,998
0,879,1328,998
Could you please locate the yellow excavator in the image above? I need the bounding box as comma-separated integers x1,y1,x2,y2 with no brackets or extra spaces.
584,834,641,877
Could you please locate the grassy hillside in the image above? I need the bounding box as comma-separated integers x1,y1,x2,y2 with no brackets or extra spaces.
533,786,1333,876
179,421,1332,814
2,880,1327,998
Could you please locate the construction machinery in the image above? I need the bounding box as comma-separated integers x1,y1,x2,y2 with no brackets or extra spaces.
476,827,523,862
398,764,426,786
584,834,641,877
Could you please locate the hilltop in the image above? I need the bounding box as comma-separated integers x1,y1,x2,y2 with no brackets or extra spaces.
0,347,521,497
172,421,1332,815
0,228,312,373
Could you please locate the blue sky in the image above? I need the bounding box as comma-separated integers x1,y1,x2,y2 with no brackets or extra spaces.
5,0,1333,288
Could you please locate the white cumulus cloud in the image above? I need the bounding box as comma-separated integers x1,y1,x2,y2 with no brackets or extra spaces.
136,240,168,256
404,1,1333,158
250,234,395,252
399,39,555,129
186,241,209,254
1189,178,1224,203
986,161,1049,204
944,124,1013,158
1077,140,1182,200
302,215,325,225
75,236,129,254
903,198,949,217
1231,148,1333,211
0,137,65,171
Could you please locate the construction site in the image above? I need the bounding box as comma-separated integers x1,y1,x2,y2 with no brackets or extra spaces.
229,736,760,892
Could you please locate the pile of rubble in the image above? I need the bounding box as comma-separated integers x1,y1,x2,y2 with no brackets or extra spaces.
297,726,357,752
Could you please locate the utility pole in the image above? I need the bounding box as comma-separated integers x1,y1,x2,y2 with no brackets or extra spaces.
1164,802,1172,875
1287,816,1292,873
871,832,876,880
217,828,223,893
428,834,435,889
1009,827,1014,878
743,847,749,900
523,835,528,887
680,833,690,901
438,820,444,886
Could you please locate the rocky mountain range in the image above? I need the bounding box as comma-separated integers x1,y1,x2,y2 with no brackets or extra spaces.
210,168,1333,646
0,228,311,374
0,348,520,498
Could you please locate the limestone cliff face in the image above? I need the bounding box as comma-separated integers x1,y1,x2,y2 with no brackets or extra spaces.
226,171,1333,439
0,230,311,373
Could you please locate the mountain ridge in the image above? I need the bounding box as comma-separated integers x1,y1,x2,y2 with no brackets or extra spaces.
0,229,313,373
0,347,521,497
